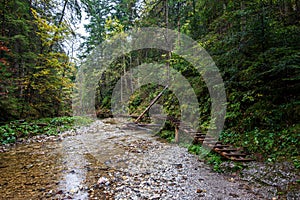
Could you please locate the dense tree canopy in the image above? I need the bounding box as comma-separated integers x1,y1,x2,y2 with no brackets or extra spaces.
0,0,299,158
80,0,299,157
0,0,80,120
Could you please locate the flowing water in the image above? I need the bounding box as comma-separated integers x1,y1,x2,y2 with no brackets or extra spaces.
0,118,299,199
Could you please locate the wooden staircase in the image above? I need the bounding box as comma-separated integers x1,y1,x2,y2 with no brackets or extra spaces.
133,115,255,162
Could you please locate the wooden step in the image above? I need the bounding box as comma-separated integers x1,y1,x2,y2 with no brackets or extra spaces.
133,116,255,162
208,144,231,148
229,157,255,162
202,141,222,145
221,152,247,157
195,133,206,137
214,148,238,152
196,137,218,140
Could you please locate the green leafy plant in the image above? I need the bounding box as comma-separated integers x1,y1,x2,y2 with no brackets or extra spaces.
157,130,174,142
188,144,224,172
292,157,300,169
0,116,93,144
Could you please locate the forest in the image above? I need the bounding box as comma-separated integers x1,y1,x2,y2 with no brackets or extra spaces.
0,0,299,162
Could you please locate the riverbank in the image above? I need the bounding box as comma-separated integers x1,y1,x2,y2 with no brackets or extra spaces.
0,118,299,199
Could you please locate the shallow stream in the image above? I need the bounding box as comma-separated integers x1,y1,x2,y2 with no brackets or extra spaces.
0,119,298,199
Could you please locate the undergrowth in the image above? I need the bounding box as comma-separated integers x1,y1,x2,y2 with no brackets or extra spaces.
220,124,299,165
0,116,94,144
155,121,175,142
187,144,225,172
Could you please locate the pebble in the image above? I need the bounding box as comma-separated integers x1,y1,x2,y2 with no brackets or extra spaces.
2,119,298,199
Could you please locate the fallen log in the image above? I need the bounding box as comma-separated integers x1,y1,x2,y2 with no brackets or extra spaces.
135,85,168,123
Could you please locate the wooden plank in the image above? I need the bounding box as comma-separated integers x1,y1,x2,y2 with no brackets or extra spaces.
175,126,179,143
202,141,222,145
212,145,231,148
222,152,247,156
214,148,238,152
195,133,206,136
135,85,168,123
229,158,255,162
142,115,255,162
137,123,162,127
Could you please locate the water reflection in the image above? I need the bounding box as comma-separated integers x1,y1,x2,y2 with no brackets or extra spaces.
59,136,88,199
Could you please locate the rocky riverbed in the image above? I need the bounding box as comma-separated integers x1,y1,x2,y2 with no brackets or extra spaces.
0,118,299,199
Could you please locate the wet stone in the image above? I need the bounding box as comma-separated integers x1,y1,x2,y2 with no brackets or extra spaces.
0,119,299,199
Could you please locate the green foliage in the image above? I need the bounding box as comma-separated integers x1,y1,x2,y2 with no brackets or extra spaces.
207,154,223,173
80,0,138,57
187,144,202,155
3,0,295,161
157,130,174,143
195,0,300,160
0,116,93,144
0,0,78,121
221,123,299,159
293,157,300,169
85,0,300,160
188,144,223,172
